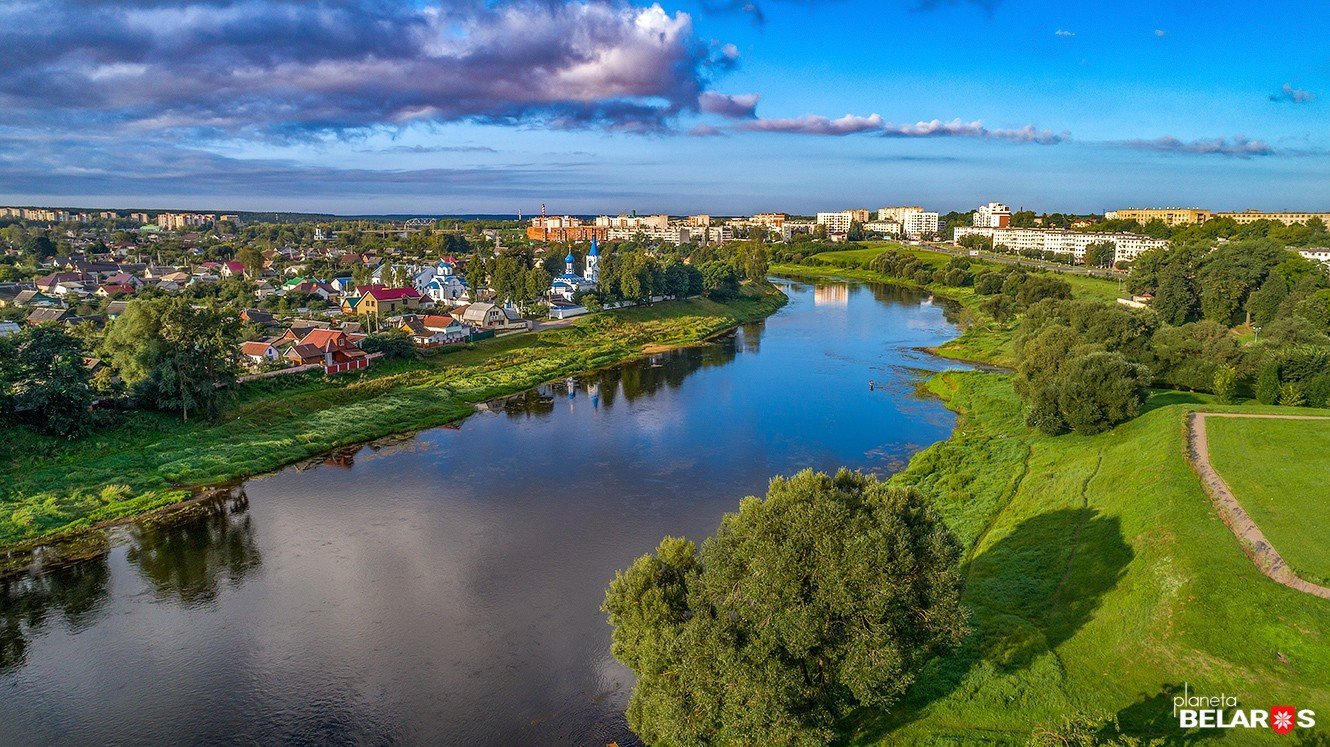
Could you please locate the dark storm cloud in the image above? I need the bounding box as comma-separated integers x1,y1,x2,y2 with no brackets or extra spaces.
0,0,737,136
0,134,601,197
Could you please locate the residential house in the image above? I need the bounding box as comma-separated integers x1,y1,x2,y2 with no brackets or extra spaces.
341,285,422,316
240,340,281,368
0,321,19,337
459,302,527,331
220,261,246,278
241,308,276,325
283,328,369,374
26,307,68,325
14,289,59,307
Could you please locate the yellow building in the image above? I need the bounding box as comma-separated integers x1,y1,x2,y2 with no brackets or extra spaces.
1104,208,1211,226
1214,210,1330,226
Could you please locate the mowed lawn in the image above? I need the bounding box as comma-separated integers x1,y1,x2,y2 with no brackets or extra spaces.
850,373,1330,744
1206,416,1330,585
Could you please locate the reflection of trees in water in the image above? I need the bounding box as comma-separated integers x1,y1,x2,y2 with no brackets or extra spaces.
126,491,262,608
866,281,930,308
498,324,762,419
0,555,111,672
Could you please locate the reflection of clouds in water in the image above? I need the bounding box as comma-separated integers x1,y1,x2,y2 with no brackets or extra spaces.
0,277,969,746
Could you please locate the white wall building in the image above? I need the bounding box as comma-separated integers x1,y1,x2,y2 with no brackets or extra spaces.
876,206,923,222
901,211,939,239
607,225,695,244
595,214,670,229
1298,248,1330,267
864,220,901,235
816,211,856,234
952,226,1167,264
973,202,1011,228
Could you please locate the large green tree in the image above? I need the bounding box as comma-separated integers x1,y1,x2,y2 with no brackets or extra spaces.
0,326,94,437
101,298,240,421
604,469,967,746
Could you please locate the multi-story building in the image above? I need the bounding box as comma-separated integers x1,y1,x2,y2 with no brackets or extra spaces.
750,213,787,228
130,212,151,224
526,216,608,242
1298,248,1330,267
864,220,901,235
973,202,1011,228
606,225,694,244
1105,208,1211,227
156,212,216,230
815,211,855,234
900,211,939,239
877,206,924,223
1214,210,1330,226
952,226,1167,264
594,214,670,230
687,215,712,227
779,221,815,240
816,209,871,234
703,226,733,244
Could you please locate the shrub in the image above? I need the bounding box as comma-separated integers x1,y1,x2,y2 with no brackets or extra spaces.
1278,382,1306,407
1213,365,1239,404
1255,361,1281,404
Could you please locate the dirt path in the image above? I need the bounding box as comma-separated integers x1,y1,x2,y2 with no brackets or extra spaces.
1186,411,1330,600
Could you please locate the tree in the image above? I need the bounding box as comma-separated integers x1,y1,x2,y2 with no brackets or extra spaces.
604,469,967,746
101,298,240,421
0,326,94,437
699,260,740,300
737,242,770,283
1084,241,1116,269
362,329,414,360
1152,262,1198,325
1055,352,1151,435
236,245,264,278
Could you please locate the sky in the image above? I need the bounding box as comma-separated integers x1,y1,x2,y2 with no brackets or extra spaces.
0,0,1327,216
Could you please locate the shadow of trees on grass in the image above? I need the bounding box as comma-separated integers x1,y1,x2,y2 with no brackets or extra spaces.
848,508,1134,742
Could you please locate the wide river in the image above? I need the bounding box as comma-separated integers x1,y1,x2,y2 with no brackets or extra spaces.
1,278,966,746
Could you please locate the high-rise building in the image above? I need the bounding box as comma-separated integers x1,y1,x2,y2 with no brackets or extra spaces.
973,202,1011,228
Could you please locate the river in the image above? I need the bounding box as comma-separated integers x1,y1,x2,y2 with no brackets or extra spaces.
1,278,966,746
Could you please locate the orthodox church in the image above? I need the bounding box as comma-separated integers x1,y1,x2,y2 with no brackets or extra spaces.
549,239,600,300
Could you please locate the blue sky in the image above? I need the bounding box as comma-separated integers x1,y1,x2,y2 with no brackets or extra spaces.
0,0,1325,215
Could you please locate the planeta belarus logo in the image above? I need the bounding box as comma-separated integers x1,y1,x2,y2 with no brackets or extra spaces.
1272,706,1297,735
1173,685,1315,734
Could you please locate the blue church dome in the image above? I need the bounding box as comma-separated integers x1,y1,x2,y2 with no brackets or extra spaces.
588,239,600,256
565,251,575,262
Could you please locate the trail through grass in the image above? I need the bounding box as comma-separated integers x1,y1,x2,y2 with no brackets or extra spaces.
850,372,1330,744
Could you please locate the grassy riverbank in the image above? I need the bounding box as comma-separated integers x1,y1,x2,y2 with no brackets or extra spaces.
773,243,1124,367
853,371,1330,743
0,286,786,552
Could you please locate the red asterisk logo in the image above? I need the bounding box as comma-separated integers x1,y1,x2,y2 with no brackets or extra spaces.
1271,706,1297,735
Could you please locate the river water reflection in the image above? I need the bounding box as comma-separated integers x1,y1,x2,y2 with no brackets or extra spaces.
1,279,967,745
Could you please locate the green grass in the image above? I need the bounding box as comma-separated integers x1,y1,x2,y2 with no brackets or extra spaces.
844,372,1330,744
1206,416,1330,585
0,286,786,550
